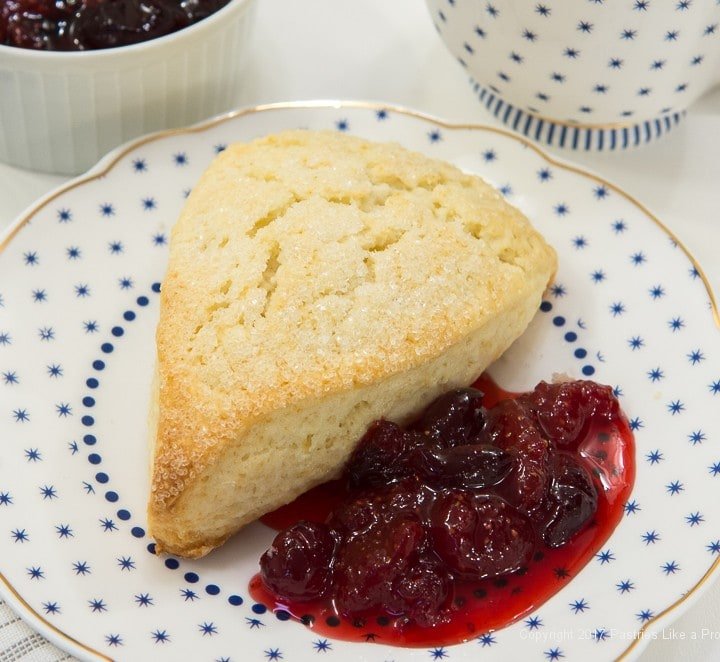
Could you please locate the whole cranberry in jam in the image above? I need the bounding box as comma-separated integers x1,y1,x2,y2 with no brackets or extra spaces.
482,398,552,515
410,443,512,489
411,387,486,447
430,491,535,580
537,452,598,547
259,521,337,601
334,516,425,615
391,559,453,627
344,420,418,488
527,380,620,450
330,478,426,536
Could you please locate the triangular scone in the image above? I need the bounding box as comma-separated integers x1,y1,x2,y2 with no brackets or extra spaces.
148,130,557,558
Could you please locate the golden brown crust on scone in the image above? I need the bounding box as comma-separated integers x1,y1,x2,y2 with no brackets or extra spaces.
148,130,557,558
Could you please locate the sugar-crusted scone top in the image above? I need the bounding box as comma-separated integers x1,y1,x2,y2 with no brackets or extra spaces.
153,130,557,507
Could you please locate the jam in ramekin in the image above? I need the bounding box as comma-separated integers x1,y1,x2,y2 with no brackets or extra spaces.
0,0,231,51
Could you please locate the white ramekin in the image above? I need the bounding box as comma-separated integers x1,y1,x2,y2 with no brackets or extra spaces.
0,0,257,175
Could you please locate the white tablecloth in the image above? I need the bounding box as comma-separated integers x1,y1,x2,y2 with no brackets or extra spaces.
0,600,70,661
0,1,718,660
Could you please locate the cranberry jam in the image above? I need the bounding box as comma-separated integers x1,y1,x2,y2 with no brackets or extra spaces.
0,0,230,51
250,375,635,647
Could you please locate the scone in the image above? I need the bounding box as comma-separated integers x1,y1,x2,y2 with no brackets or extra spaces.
148,130,557,558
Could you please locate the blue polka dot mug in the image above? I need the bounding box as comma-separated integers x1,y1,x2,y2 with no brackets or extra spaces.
426,0,720,149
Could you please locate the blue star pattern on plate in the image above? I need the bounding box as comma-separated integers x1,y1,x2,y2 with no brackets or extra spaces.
0,104,718,661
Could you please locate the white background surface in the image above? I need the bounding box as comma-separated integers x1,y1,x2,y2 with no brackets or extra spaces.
0,1,718,660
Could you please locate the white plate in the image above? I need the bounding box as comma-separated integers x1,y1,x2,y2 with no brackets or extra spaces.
0,102,718,662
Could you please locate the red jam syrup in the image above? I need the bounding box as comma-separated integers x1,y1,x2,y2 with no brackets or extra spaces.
250,375,635,647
